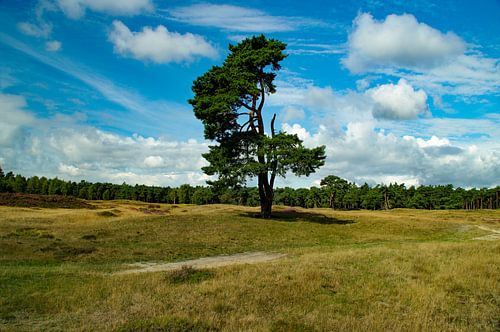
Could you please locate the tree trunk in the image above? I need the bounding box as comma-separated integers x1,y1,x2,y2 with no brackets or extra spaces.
258,173,273,218
383,191,390,210
329,192,336,210
260,195,273,218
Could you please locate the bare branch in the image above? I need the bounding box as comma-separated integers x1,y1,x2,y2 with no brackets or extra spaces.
240,103,254,112
270,113,276,137
239,119,252,132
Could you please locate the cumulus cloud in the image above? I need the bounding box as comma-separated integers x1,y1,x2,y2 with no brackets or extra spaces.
269,73,499,188
342,13,499,96
44,129,210,185
108,20,218,64
58,163,81,176
57,0,153,19
0,93,34,146
343,13,465,72
367,79,429,120
45,40,62,52
143,156,164,168
281,122,500,188
0,96,211,186
168,4,324,33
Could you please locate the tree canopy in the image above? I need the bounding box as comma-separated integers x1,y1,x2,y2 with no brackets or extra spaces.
189,35,326,217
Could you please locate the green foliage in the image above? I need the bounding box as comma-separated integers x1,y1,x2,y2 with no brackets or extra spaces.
320,175,350,209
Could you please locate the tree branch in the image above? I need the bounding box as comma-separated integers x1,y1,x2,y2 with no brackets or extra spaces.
239,119,252,132
269,113,278,188
240,103,254,112
270,113,276,137
257,78,266,113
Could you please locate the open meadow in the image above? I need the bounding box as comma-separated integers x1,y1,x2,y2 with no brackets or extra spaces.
0,200,499,331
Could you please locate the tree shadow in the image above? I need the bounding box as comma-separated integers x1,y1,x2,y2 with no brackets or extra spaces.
240,209,355,225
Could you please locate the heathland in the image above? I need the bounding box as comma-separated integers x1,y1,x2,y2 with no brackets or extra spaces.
0,198,499,331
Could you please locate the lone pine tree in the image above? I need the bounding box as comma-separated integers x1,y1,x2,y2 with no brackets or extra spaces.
189,35,326,218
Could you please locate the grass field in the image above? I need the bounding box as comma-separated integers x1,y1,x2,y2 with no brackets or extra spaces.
0,200,499,331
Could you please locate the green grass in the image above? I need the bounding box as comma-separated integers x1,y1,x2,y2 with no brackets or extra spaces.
0,202,499,331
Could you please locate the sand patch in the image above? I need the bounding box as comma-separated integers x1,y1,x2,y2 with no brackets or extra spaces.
114,251,285,275
474,225,500,241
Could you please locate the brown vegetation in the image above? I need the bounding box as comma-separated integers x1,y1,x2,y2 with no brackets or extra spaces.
0,193,94,209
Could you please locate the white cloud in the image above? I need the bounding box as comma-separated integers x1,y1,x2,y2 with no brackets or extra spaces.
143,155,164,168
286,42,346,56
45,40,62,52
17,0,55,38
282,123,311,141
108,20,218,64
57,0,153,19
343,13,465,72
0,97,211,186
367,79,429,120
17,21,52,38
282,121,500,188
342,13,499,96
404,54,500,96
168,4,324,33
0,93,34,146
280,106,305,122
58,163,81,176
269,72,499,188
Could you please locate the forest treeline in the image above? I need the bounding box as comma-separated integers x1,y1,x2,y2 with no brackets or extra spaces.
0,167,498,210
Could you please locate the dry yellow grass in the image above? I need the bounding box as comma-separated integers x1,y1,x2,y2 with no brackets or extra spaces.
0,202,499,331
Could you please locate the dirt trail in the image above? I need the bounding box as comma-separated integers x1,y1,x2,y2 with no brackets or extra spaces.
474,225,500,241
114,251,286,275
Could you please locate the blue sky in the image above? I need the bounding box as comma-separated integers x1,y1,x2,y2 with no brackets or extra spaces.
0,0,499,188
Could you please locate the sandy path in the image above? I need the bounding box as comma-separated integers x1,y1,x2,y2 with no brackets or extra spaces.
114,251,286,275
474,225,500,241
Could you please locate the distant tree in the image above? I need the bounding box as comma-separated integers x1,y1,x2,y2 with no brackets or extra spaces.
177,184,193,204
306,186,322,208
320,175,349,209
0,166,5,192
12,175,27,193
189,35,325,217
344,185,360,209
167,188,178,204
274,187,295,207
294,188,310,208
362,186,383,210
191,187,214,205
102,189,111,200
